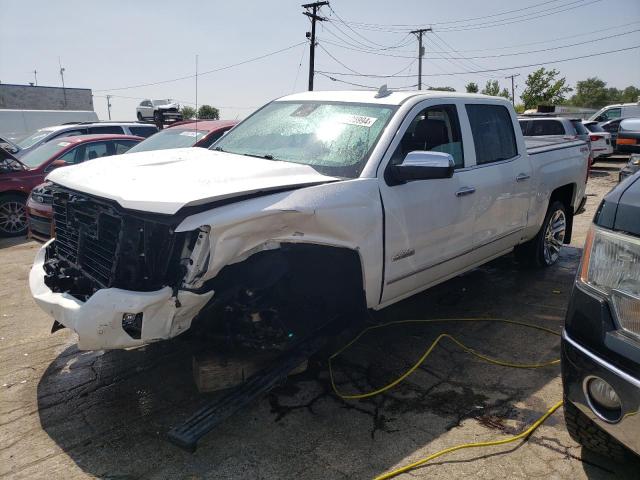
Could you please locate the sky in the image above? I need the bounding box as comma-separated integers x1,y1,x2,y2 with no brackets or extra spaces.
1,0,639,121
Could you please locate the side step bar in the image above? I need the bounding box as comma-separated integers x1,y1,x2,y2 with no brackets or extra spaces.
167,337,326,452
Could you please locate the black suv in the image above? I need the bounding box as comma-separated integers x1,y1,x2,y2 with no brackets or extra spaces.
562,171,639,460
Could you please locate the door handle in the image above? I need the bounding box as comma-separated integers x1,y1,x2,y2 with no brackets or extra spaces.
516,173,531,182
455,186,476,197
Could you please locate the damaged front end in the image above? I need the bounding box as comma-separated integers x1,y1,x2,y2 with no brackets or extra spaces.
30,186,213,349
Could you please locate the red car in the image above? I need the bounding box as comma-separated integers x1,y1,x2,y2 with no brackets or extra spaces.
0,134,142,237
124,119,238,154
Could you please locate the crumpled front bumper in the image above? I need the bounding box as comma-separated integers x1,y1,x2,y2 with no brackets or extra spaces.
29,241,213,350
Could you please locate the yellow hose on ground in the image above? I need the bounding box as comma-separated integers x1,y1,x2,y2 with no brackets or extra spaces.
374,400,564,480
327,318,563,479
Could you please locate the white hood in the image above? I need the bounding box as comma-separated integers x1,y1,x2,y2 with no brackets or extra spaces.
47,148,339,214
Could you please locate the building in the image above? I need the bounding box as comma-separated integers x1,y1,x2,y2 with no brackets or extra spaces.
0,83,94,111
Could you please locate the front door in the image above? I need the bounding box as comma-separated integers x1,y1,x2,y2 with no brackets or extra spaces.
379,101,477,305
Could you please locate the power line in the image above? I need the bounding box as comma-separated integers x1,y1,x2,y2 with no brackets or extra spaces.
331,0,600,33
333,0,566,28
316,44,640,78
317,21,640,58
95,42,306,92
315,27,640,62
316,71,418,89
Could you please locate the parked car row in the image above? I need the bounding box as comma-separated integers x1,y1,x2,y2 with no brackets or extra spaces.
0,118,238,238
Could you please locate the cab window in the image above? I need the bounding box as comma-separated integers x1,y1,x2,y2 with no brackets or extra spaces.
466,104,517,165
391,104,464,168
600,108,621,121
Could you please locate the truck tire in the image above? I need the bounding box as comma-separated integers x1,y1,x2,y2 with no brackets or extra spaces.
515,201,567,267
0,193,28,237
563,397,630,462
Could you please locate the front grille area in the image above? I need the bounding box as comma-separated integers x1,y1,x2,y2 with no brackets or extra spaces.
45,186,194,300
52,190,122,287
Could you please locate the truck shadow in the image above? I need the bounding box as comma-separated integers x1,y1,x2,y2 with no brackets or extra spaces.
36,247,636,479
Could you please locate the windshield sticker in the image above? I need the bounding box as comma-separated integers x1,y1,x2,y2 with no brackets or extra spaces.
336,114,377,128
57,142,71,147
179,131,199,137
291,104,320,117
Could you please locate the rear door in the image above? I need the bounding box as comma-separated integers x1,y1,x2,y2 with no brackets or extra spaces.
379,100,477,304
464,103,532,256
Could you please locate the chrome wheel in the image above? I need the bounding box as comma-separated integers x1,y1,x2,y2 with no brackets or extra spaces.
543,209,566,265
0,200,27,236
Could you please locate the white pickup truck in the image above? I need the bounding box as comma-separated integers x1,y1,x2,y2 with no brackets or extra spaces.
30,90,590,350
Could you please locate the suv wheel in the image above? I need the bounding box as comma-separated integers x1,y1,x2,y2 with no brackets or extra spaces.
515,201,567,267
0,194,28,237
137,112,143,121
563,397,630,461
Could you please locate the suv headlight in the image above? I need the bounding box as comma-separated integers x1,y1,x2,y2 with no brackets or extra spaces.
580,225,640,338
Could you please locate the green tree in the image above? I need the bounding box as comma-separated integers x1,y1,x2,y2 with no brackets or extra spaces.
180,106,196,119
499,88,511,100
465,82,479,93
481,80,500,96
621,86,640,103
428,86,456,92
569,77,608,108
520,68,572,109
197,105,220,120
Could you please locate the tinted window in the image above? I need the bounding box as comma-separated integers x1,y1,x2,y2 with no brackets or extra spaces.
83,141,110,161
518,120,529,135
584,122,605,133
129,126,158,138
527,120,565,136
198,129,229,148
52,129,87,139
89,126,124,135
466,104,517,164
602,121,621,133
570,120,589,136
57,146,81,164
602,108,622,121
114,140,139,154
391,104,464,168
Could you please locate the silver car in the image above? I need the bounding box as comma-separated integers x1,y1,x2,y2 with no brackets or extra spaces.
14,122,158,158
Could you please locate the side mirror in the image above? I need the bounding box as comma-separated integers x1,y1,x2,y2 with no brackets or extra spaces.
388,151,455,185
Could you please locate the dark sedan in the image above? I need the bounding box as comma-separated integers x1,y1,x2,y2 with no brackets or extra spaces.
562,170,640,461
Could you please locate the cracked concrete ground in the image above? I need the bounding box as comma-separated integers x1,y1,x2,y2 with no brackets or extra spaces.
1,156,638,479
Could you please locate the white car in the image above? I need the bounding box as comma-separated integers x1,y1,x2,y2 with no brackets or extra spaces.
589,102,640,123
30,90,590,350
583,121,613,159
136,99,183,122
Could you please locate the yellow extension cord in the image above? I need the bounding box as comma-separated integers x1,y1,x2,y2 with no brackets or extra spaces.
327,318,564,480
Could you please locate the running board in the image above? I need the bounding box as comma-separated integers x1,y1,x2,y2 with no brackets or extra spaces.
167,337,325,452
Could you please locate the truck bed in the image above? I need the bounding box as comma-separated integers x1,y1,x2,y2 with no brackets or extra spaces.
525,137,587,155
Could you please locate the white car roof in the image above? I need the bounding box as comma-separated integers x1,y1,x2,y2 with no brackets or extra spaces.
277,90,496,106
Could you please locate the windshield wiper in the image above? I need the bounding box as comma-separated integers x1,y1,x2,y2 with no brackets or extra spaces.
242,153,278,161
213,146,225,152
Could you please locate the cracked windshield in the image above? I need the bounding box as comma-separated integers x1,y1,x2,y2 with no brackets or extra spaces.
213,101,394,177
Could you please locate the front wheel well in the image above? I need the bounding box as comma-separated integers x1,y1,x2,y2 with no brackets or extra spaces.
193,243,367,349
549,184,575,244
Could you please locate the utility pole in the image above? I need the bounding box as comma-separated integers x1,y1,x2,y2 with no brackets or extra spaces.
505,73,520,105
302,1,328,91
32,70,38,86
410,28,431,90
106,95,112,120
58,57,67,107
